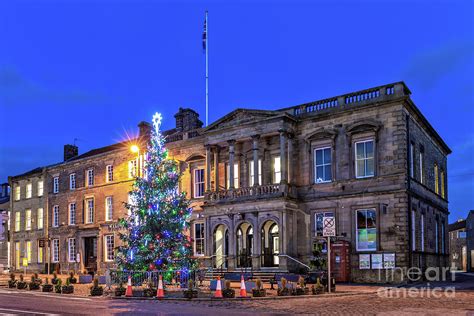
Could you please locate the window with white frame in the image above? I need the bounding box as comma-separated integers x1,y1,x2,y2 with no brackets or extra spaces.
53,177,59,193
409,142,415,178
26,241,32,263
314,147,332,183
193,168,205,198
25,209,32,231
273,156,281,184
106,165,114,182
226,163,239,188
70,173,76,190
441,170,445,199
86,169,94,186
434,164,439,194
128,160,137,178
105,196,113,221
69,203,76,225
419,146,424,184
249,159,262,186
52,205,59,227
68,238,76,262
15,212,20,231
26,183,32,198
355,209,377,251
315,211,335,237
355,140,375,178
37,180,44,197
14,186,20,201
86,199,94,223
420,214,425,252
104,235,115,261
435,220,439,253
194,223,205,256
411,210,416,250
38,243,43,263
52,239,59,262
37,208,43,229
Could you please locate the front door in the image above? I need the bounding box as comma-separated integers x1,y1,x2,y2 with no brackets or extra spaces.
84,237,97,274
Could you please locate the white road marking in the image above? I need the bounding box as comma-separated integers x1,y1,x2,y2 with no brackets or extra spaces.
0,289,92,301
0,307,60,315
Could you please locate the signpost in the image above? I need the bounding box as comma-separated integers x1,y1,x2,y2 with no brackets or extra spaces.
323,216,336,293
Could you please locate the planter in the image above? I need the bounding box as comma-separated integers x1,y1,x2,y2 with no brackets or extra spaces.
55,284,62,293
51,278,59,285
115,287,126,297
277,288,291,296
222,288,235,298
17,282,28,290
252,289,266,297
79,275,92,284
143,288,157,297
294,287,309,296
61,285,74,294
183,289,198,299
42,284,53,292
8,280,17,288
90,287,104,296
28,282,41,290
68,277,77,284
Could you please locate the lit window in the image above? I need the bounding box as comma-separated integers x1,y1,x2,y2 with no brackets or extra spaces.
106,165,114,182
105,196,113,221
226,163,239,188
434,164,439,194
411,210,416,250
37,180,44,196
69,203,76,225
193,169,205,198
86,199,94,224
419,146,424,184
26,183,32,199
15,212,20,232
273,157,281,184
52,239,59,262
68,238,76,262
129,160,137,178
355,209,377,251
37,208,43,229
314,147,332,183
26,241,32,263
409,143,415,178
249,159,262,186
194,223,205,256
355,140,375,178
25,209,32,231
420,214,425,252
38,243,43,263
52,205,59,227
86,169,94,186
14,186,20,201
315,211,335,237
104,235,115,261
440,170,445,198
53,177,59,194
70,173,76,190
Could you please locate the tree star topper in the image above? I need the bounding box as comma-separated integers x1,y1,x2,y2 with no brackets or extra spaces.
152,112,162,133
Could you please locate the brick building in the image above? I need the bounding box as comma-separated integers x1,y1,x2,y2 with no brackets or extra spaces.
8,82,450,283
449,211,474,272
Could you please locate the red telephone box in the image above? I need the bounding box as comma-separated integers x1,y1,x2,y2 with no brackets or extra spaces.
331,241,351,282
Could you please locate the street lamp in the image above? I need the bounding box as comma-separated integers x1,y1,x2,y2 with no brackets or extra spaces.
130,145,140,177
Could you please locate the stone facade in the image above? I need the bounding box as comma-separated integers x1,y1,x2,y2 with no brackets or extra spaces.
449,211,474,272
0,183,10,271
8,82,451,283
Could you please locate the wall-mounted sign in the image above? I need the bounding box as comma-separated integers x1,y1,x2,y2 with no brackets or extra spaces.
371,254,383,269
383,253,396,269
359,254,370,269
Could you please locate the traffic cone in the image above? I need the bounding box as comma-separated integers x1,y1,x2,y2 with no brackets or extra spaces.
157,275,165,299
214,276,223,298
239,275,247,297
125,276,133,297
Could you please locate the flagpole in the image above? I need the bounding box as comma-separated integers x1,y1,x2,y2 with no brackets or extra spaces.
205,11,209,127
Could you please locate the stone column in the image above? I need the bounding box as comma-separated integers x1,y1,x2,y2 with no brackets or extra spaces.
228,140,236,189
205,145,212,192
287,133,293,184
252,135,260,186
213,146,220,191
279,129,288,184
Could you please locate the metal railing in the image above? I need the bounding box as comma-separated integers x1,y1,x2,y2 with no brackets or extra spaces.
110,269,196,288
278,254,312,271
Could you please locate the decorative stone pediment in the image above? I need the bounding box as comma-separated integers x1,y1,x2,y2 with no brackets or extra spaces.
305,127,337,142
346,119,381,136
204,109,280,132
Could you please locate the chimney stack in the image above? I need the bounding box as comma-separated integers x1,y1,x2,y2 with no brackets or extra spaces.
174,107,203,132
64,144,79,161
138,121,152,138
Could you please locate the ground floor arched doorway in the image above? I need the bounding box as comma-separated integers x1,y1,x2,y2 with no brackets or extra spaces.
213,224,229,268
236,222,253,268
261,220,279,267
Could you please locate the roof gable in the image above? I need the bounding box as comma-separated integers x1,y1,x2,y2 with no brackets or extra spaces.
204,109,280,132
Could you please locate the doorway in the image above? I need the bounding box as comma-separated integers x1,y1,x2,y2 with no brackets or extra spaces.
236,223,253,268
261,221,279,267
84,237,97,274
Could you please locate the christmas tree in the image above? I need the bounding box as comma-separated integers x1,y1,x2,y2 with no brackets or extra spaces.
117,113,195,273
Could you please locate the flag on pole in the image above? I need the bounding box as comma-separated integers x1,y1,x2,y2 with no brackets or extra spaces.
202,13,207,51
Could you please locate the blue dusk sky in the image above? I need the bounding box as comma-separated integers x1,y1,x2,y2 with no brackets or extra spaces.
0,0,472,222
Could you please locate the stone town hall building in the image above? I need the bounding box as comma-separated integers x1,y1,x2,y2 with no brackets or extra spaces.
9,82,450,283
